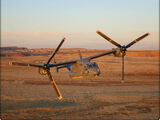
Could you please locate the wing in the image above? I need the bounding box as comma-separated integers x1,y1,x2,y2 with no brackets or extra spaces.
49,49,117,67
10,62,43,67
86,49,117,60
49,60,77,67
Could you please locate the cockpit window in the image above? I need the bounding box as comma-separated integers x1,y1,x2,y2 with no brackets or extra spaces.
92,62,98,67
87,64,92,68
86,62,98,69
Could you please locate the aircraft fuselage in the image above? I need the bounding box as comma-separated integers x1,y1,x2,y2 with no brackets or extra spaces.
69,59,100,79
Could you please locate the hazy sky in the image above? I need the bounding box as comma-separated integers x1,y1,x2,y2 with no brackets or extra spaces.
1,0,159,49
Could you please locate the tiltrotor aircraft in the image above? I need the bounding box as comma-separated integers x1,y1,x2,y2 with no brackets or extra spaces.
10,30,150,99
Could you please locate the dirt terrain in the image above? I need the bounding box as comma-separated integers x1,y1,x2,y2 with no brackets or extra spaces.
0,49,159,120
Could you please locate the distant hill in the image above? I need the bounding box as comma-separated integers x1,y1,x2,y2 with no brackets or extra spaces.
0,46,158,57
1,46,28,51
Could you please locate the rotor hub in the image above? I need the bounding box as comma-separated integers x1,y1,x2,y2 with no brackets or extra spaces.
39,67,48,75
121,45,127,52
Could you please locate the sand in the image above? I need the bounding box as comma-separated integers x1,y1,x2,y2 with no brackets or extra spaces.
0,53,159,120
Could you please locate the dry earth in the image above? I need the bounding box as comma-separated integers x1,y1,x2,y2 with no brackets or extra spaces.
0,50,159,120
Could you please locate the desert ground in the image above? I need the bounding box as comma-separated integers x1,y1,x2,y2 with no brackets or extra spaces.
0,49,159,120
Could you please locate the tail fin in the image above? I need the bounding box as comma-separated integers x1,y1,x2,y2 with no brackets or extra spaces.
78,50,82,59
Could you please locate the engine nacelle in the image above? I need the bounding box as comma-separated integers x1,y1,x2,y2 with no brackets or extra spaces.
39,67,48,75
113,49,123,57
112,48,126,57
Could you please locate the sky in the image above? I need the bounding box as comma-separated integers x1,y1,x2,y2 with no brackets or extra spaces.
1,0,159,49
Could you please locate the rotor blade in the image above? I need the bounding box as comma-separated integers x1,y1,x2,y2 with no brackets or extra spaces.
96,30,122,48
47,70,62,100
53,58,56,64
47,37,65,64
122,53,124,81
10,62,42,67
125,33,150,48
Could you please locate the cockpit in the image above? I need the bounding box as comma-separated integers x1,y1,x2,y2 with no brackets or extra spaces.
86,62,99,71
